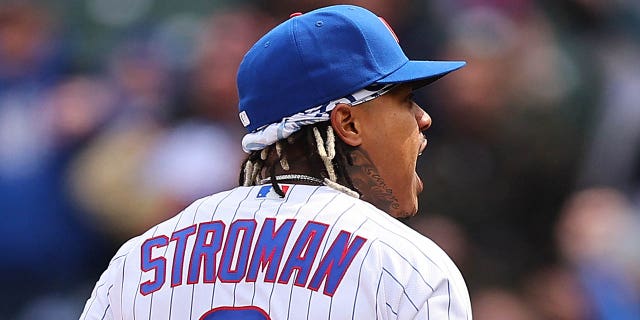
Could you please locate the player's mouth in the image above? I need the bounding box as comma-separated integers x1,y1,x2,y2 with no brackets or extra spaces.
418,135,428,157
415,135,428,194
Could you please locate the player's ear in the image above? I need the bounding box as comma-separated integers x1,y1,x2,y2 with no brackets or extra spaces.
330,103,362,146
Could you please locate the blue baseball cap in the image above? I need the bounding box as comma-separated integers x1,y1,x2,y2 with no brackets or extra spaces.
237,5,466,132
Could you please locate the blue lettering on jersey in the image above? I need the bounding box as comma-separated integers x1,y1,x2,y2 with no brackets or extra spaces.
187,221,225,284
246,218,296,282
140,235,169,295
278,221,329,287
218,219,257,282
308,231,367,296
170,225,197,287
138,218,368,297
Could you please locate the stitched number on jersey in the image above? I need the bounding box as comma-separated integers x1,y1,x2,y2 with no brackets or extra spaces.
200,306,270,320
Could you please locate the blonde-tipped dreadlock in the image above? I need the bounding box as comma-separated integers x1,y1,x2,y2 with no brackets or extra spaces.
239,123,359,198
275,141,289,171
312,126,337,182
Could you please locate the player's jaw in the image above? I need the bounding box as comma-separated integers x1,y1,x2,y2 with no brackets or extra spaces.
406,100,432,217
392,132,429,219
351,136,425,219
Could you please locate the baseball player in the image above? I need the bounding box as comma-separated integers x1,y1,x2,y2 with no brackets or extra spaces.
81,5,471,319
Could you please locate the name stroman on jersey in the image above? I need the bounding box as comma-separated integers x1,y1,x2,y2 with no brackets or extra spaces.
139,195,367,298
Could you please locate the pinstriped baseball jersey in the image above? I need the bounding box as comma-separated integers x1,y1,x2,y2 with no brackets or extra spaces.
80,185,472,319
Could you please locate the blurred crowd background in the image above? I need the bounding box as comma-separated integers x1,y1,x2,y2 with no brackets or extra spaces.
1,0,639,319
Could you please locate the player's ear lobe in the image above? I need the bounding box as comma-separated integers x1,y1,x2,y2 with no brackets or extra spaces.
330,104,362,146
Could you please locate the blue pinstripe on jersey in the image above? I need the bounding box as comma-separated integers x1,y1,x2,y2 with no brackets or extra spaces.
100,303,111,320
82,282,106,320
382,268,419,311
351,238,377,320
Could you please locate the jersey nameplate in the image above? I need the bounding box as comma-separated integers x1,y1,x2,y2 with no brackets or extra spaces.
140,218,367,297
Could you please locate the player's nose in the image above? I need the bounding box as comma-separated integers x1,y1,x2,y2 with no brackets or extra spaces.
414,104,431,132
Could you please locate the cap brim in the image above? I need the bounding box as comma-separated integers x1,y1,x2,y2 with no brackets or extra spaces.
376,60,466,86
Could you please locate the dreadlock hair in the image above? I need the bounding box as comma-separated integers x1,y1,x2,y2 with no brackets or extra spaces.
238,121,359,198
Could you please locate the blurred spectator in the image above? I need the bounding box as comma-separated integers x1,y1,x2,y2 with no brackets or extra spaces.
0,3,110,317
408,214,470,268
0,2,68,92
105,38,174,126
68,119,242,240
184,7,275,129
68,7,271,242
471,287,537,320
555,188,640,320
255,0,412,26
416,0,593,285
577,34,640,201
64,35,172,240
523,266,591,320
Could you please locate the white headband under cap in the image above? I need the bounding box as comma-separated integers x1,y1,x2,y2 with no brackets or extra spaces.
241,83,396,153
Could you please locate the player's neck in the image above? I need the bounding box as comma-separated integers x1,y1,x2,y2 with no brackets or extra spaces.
344,147,406,217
